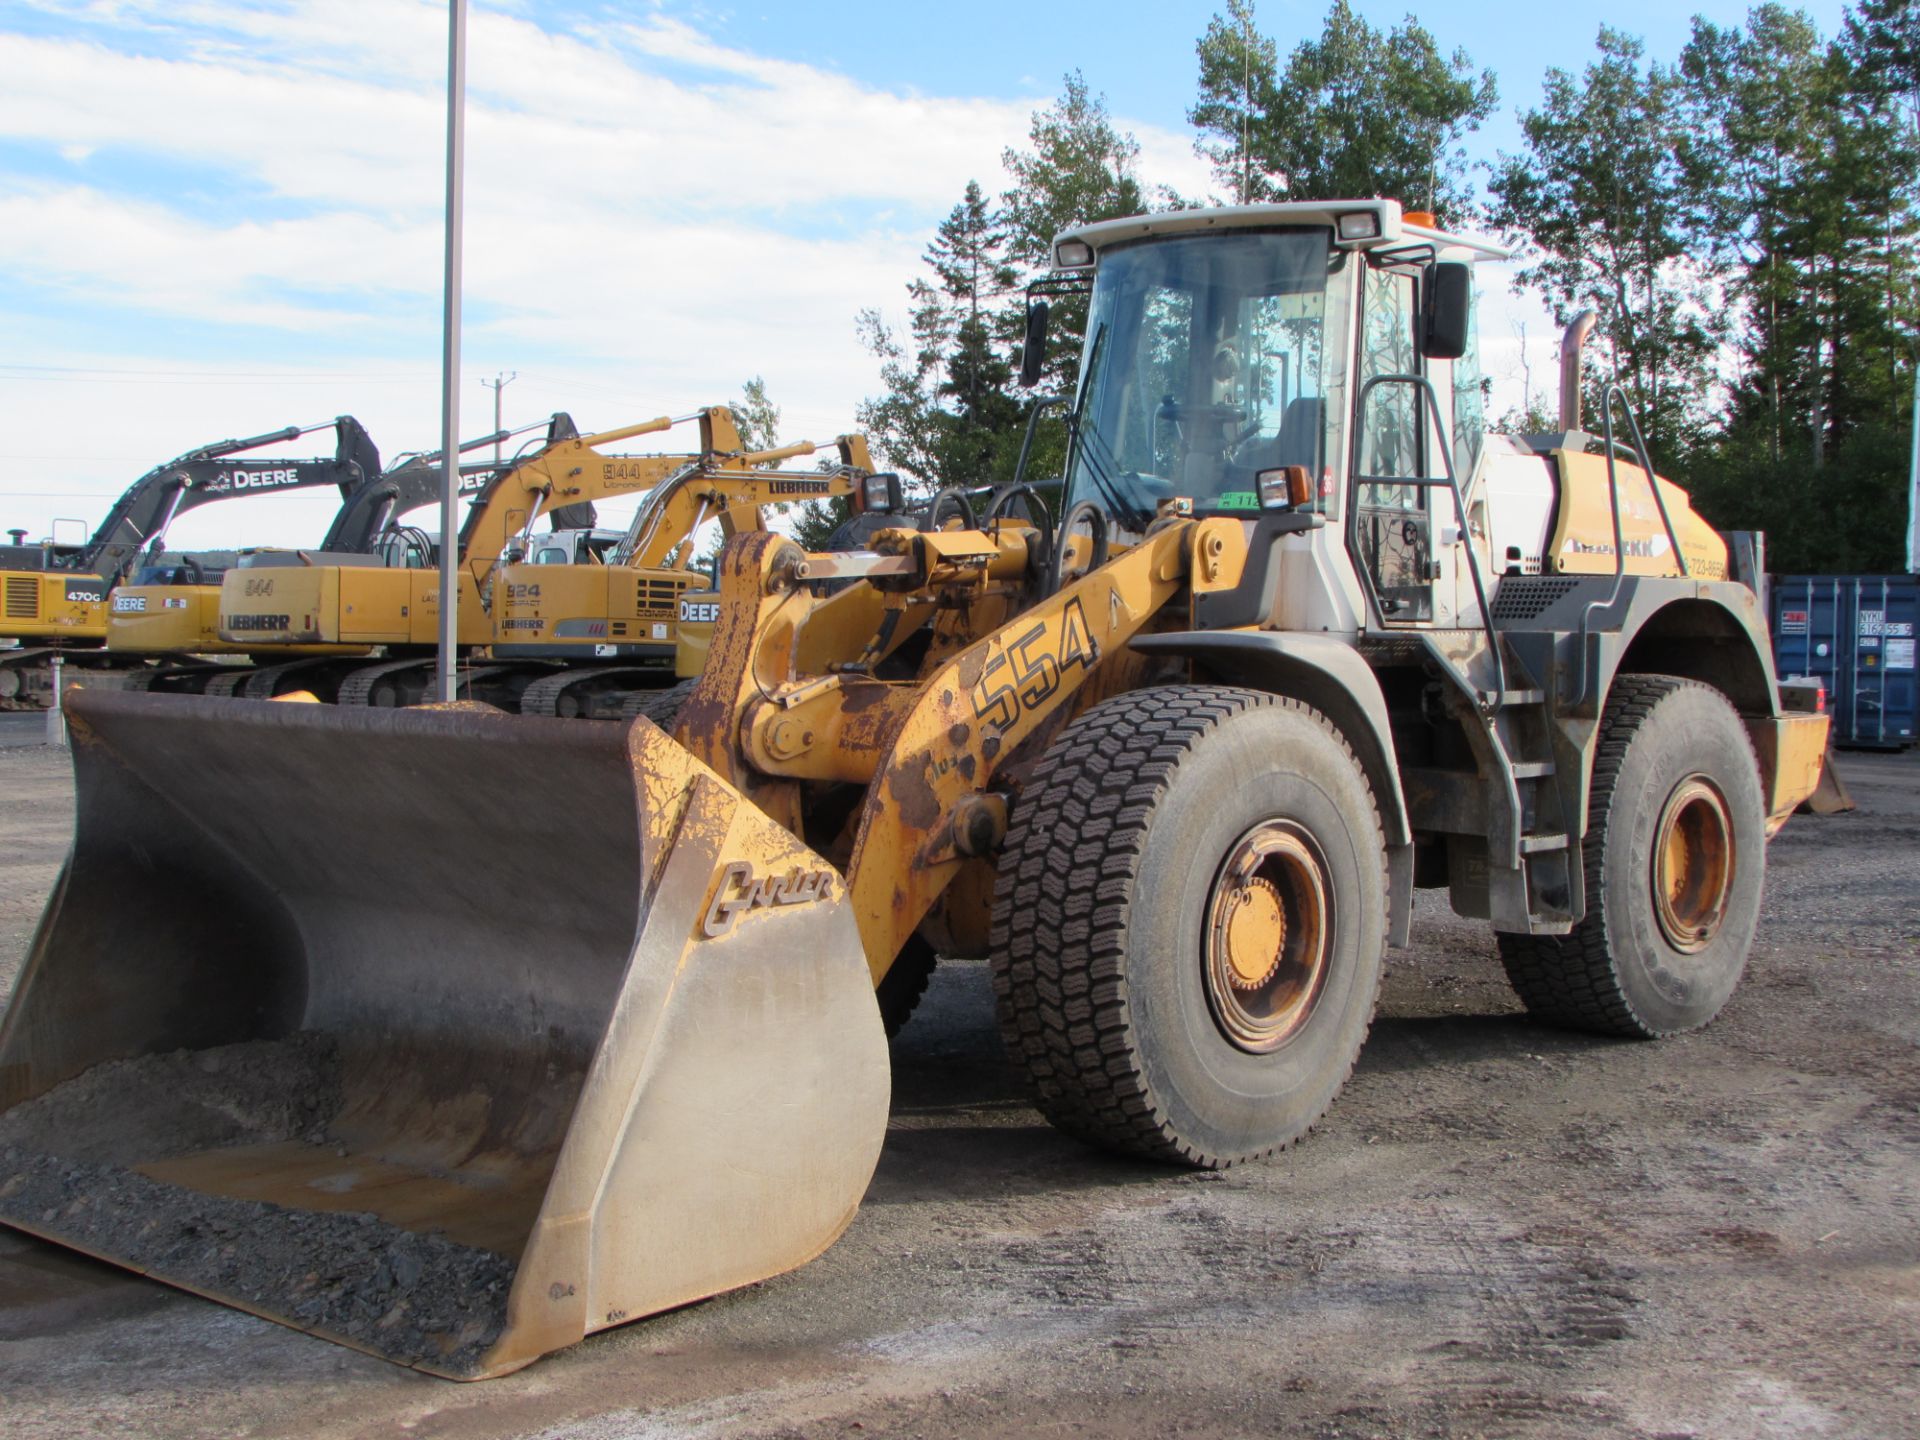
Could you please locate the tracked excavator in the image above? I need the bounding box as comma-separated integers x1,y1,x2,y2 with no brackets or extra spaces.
0,417,380,707
0,201,1829,1379
495,435,899,719
204,407,800,706
113,421,566,694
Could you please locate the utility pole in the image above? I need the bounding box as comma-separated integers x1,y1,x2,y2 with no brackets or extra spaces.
482,372,517,465
1907,349,1919,573
435,0,467,706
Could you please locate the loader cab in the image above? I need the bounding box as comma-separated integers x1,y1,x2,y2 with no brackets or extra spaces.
1055,201,1499,632
1059,226,1345,532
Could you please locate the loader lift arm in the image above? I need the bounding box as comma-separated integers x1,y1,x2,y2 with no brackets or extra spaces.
676,509,1249,980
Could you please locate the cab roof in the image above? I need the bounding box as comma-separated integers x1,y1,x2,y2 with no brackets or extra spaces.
1053,198,1508,267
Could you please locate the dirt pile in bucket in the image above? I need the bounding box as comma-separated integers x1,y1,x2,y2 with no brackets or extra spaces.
0,1035,518,1376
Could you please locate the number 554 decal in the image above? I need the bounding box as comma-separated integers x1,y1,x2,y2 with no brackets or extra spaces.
971,596,1099,733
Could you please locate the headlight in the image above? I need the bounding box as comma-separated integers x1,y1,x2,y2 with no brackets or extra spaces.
1053,239,1094,269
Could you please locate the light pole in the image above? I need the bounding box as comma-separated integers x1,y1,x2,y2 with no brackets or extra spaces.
435,0,467,705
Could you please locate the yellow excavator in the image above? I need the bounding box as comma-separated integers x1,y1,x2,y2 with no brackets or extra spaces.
104,425,525,685
0,201,1830,1380
494,437,900,719
203,407,804,706
0,417,381,707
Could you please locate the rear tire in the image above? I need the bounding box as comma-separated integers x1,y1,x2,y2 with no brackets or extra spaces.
1498,675,1765,1038
990,685,1386,1167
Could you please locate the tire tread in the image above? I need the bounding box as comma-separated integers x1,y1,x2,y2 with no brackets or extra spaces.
1497,673,1757,1038
989,684,1385,1168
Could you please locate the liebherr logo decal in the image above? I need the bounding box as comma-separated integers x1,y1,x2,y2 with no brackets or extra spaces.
701,860,836,938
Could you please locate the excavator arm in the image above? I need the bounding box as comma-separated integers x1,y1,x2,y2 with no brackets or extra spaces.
315,417,563,555
615,434,874,572
454,407,746,600
85,417,381,584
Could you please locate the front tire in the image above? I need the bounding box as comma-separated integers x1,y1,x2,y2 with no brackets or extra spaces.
1498,674,1766,1038
990,685,1387,1168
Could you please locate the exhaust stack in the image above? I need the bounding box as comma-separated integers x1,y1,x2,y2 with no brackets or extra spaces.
1559,310,1597,432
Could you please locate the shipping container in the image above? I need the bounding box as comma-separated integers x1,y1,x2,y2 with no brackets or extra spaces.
1771,574,1918,749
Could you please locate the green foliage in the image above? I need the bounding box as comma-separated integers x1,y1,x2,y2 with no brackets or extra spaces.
1190,0,1495,217
1665,4,1918,558
843,6,1915,575
855,75,1139,500
729,376,782,456
1488,29,1722,465
789,498,851,552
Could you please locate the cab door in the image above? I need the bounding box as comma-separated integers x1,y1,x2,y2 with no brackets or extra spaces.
1351,263,1435,623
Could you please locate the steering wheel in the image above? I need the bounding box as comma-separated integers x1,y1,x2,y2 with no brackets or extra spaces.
1155,399,1248,426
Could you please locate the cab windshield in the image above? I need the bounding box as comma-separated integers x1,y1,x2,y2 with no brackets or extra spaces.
1064,229,1341,532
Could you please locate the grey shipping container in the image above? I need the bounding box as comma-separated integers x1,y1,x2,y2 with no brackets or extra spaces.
1771,574,1918,749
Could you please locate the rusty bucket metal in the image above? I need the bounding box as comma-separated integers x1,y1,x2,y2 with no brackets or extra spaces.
0,690,889,1378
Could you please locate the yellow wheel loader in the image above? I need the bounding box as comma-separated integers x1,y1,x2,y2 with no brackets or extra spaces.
0,201,1828,1379
200,407,801,706
0,417,381,708
494,435,898,720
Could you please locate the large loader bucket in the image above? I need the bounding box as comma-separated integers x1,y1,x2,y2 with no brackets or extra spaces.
0,691,889,1379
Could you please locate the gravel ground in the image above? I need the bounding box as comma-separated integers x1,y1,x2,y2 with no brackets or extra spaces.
0,1034,515,1376
0,738,1915,1438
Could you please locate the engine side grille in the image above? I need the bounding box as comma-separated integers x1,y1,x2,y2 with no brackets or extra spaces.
1491,577,1580,624
4,576,39,619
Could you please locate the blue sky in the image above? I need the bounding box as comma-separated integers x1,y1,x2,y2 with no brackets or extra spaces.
0,0,1854,547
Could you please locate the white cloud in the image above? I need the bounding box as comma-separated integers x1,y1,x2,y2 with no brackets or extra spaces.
0,3,1393,552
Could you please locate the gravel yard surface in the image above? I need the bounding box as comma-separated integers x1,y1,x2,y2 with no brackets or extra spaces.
0,739,1915,1438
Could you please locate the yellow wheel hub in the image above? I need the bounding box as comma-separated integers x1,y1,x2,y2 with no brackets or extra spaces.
1223,879,1285,990
1204,823,1332,1053
1652,776,1735,953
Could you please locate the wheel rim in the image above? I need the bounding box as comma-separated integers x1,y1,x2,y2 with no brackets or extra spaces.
1651,776,1735,953
1204,821,1332,1053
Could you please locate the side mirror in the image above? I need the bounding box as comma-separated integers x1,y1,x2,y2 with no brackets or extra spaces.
1019,300,1050,389
1423,262,1471,360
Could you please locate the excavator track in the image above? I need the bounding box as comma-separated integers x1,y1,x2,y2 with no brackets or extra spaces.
336,657,432,707
0,649,56,710
516,665,673,719
338,658,514,708
235,657,357,700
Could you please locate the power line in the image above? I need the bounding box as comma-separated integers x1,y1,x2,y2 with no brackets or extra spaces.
0,363,434,379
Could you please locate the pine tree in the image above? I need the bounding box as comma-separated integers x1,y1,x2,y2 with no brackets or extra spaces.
856,75,1147,499
1488,29,1720,462
1674,4,1918,570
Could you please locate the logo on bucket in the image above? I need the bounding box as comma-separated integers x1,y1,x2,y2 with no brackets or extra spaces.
702,860,836,938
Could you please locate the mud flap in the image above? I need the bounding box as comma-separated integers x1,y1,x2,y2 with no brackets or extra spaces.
0,691,889,1379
